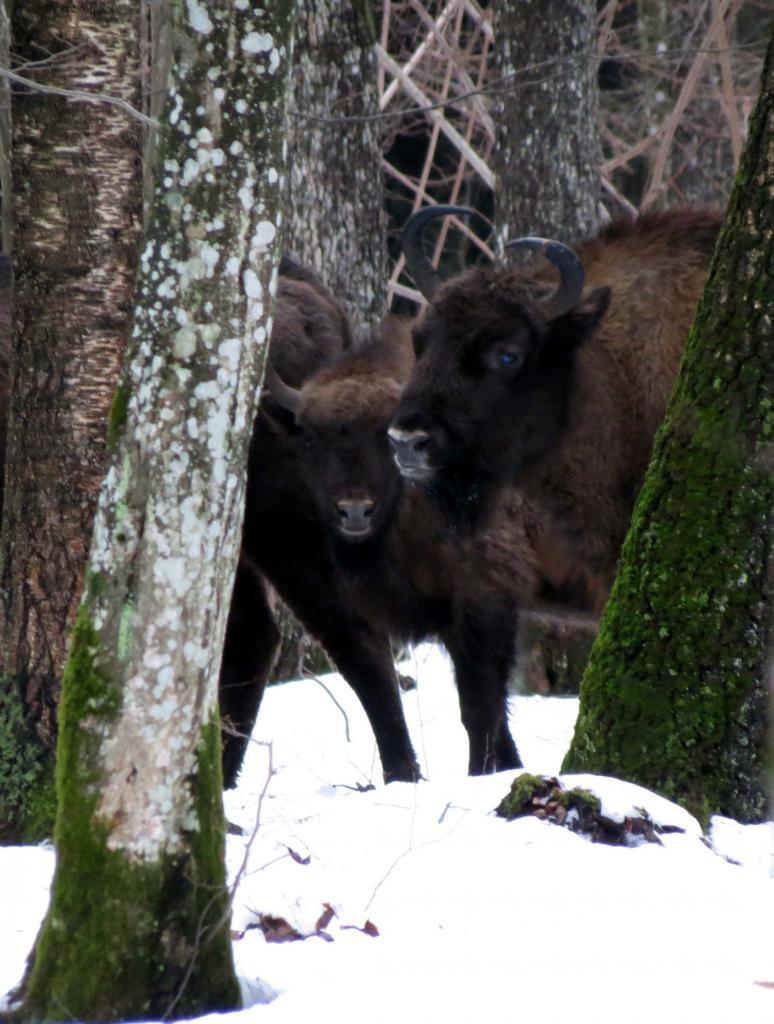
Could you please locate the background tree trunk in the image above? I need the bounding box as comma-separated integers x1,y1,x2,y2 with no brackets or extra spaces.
0,0,143,841
16,2,294,1020
272,0,388,680
638,0,740,209
282,0,387,324
0,1,11,254
490,0,601,694
562,28,774,824
490,0,601,241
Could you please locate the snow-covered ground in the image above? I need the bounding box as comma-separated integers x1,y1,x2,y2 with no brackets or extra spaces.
1,643,772,1023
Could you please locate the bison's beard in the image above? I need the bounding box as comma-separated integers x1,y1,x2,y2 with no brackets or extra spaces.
417,466,495,535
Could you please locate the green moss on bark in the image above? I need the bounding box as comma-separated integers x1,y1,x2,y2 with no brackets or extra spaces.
106,382,130,449
563,393,770,824
0,680,56,842
562,36,774,824
17,614,239,1022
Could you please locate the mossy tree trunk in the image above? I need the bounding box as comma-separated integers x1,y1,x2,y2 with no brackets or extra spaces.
562,29,774,825
0,1,143,842
15,2,294,1021
490,0,601,243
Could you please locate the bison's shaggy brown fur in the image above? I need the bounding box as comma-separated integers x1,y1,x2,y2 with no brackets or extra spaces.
278,318,541,775
219,260,420,787
390,208,722,611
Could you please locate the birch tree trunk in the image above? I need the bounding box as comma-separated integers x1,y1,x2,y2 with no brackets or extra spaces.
16,2,294,1019
0,1,143,842
490,0,601,241
563,28,774,825
283,0,387,323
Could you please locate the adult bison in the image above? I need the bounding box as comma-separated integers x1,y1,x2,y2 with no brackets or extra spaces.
265,317,540,776
219,259,421,787
389,205,721,609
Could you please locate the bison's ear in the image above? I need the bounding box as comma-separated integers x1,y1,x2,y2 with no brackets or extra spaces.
544,284,610,360
260,399,300,439
561,286,610,337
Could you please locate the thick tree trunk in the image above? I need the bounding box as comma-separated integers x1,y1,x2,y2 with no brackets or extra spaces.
563,29,774,824
0,1,143,841
16,3,294,1020
490,0,601,241
272,0,387,678
282,0,387,323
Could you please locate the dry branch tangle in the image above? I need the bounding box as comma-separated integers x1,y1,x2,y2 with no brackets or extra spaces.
377,0,760,307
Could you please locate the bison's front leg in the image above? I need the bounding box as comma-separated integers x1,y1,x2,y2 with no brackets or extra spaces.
444,606,522,774
317,624,422,783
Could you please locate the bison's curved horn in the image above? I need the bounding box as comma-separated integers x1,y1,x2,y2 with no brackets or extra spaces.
263,363,302,416
505,237,585,318
401,205,474,301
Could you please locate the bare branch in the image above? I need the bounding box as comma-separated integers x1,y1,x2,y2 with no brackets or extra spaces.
0,62,157,127
641,0,734,209
711,0,744,167
377,43,494,188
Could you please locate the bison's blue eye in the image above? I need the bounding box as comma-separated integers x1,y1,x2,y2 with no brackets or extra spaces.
482,345,525,373
498,351,522,369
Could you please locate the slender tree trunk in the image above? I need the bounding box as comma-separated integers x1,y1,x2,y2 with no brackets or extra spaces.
0,1,11,253
282,0,387,323
0,1,143,841
490,0,601,241
141,0,173,222
638,0,740,209
490,1,601,693
16,3,294,1020
563,28,774,825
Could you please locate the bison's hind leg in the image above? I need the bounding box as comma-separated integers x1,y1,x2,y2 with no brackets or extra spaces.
444,605,523,775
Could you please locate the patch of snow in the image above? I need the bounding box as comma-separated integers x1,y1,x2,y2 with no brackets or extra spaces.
1,643,771,1024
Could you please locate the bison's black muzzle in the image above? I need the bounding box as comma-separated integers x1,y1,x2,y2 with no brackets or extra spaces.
334,496,377,539
387,423,435,482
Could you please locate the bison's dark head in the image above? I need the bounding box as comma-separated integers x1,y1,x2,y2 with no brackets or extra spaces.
265,321,412,549
388,206,610,527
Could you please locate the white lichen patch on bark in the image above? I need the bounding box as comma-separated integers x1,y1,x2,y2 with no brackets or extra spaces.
78,3,289,861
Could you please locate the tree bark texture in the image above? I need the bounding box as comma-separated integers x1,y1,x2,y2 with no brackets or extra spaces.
271,0,388,679
489,1,601,694
0,1,143,841
490,0,601,242
0,2,11,253
638,0,739,209
563,29,774,824
282,0,387,323
17,2,294,1020
141,0,174,223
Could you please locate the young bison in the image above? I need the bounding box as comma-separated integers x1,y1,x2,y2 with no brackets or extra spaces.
266,318,541,776
389,205,721,609
219,259,420,787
